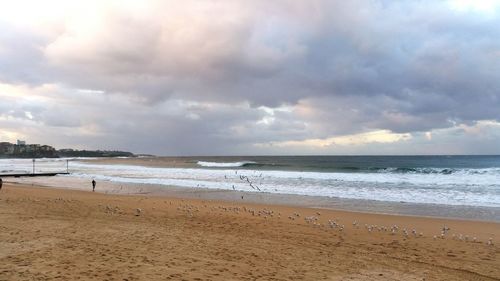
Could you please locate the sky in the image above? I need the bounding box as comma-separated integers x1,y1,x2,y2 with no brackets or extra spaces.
0,0,499,156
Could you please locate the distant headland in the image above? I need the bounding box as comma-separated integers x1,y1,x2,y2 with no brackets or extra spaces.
0,140,136,158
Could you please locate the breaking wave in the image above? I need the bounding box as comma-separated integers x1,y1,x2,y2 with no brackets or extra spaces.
196,161,256,167
375,167,500,175
3,157,500,208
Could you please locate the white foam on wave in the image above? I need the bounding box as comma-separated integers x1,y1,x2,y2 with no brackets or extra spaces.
0,158,69,173
378,167,500,175
196,161,256,167
4,158,498,207
61,161,500,207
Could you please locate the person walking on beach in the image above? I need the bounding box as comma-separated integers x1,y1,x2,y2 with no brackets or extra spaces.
0,178,3,191
92,179,96,192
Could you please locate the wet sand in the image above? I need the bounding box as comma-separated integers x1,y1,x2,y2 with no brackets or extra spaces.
11,175,500,222
0,183,499,280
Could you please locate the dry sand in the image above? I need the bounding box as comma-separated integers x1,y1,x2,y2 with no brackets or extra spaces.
0,183,499,280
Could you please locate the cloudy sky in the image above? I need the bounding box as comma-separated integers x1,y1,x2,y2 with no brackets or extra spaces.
0,0,499,155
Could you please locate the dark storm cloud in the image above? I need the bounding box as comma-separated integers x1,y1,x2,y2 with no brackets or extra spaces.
0,0,499,154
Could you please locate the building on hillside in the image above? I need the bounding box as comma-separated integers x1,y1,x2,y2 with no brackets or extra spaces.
0,141,57,158
26,144,40,153
0,142,14,154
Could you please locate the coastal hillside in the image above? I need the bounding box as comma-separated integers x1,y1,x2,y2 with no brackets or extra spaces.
0,141,134,158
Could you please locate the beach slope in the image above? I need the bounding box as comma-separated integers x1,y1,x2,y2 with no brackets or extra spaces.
0,184,499,280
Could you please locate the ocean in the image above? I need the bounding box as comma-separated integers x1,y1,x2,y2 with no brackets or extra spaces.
1,155,500,210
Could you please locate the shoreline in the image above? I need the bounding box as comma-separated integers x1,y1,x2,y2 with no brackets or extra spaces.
6,175,500,222
0,183,499,280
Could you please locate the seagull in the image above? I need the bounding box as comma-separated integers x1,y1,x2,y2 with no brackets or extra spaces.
442,225,450,234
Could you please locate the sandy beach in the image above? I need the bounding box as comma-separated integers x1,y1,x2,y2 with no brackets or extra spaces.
0,183,499,281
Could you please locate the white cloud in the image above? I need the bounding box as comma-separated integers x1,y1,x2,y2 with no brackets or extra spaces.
448,0,500,14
